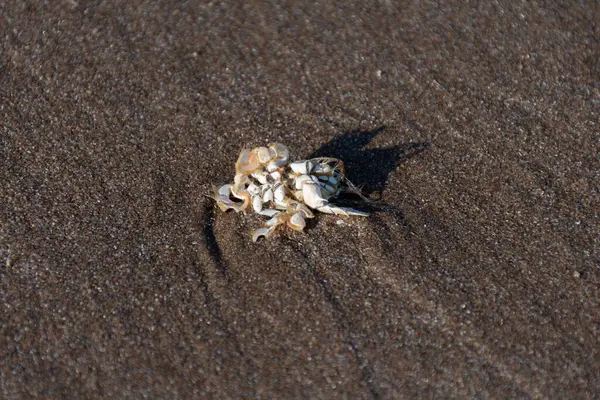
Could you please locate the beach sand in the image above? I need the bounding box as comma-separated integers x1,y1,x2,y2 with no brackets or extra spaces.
1,1,598,398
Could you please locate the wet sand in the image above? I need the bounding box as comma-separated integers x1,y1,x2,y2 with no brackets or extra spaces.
1,1,598,398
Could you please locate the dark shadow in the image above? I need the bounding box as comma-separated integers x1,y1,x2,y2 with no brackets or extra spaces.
308,127,429,198
202,200,228,278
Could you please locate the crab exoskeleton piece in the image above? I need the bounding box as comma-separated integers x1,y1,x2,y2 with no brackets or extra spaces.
213,143,368,242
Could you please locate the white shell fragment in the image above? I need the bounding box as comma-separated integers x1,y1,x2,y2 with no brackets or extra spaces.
259,209,280,217
273,184,285,202
262,188,274,203
252,195,263,213
212,143,368,242
288,213,306,231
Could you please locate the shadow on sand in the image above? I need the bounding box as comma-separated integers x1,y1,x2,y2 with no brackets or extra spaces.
308,127,429,250
308,127,429,201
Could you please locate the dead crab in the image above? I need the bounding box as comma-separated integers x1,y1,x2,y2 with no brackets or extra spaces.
213,143,368,242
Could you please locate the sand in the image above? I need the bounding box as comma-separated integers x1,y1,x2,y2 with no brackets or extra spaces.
1,1,598,398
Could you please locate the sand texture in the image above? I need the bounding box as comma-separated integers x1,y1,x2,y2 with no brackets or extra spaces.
1,1,599,398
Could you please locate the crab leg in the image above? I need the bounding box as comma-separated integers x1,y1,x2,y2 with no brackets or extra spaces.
251,225,278,242
251,212,287,242
316,205,369,217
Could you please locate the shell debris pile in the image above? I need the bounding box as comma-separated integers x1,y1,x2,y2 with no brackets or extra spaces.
213,143,369,242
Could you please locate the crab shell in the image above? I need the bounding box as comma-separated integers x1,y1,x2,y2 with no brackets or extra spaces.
213,143,367,242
